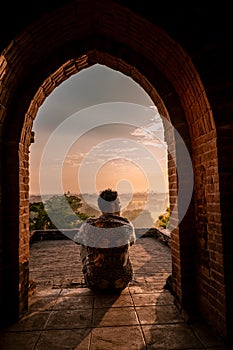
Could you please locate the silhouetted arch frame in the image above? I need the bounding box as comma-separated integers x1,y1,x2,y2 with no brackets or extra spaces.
0,0,222,331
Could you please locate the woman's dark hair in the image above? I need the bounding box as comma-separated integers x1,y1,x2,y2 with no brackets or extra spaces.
98,188,120,213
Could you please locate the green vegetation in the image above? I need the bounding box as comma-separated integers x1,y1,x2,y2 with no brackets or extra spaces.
29,193,89,231
157,207,170,229
122,208,154,228
29,201,52,230
29,192,170,231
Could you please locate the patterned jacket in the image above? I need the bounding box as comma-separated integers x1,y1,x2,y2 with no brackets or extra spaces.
74,213,136,292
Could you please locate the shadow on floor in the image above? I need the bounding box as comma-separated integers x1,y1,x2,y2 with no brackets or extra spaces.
0,237,230,349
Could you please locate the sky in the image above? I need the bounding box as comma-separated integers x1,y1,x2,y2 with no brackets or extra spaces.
29,64,169,199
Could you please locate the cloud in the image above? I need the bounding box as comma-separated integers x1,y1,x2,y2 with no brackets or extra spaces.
143,141,165,148
130,120,165,144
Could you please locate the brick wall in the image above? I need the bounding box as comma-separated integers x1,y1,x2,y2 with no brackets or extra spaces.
0,1,231,340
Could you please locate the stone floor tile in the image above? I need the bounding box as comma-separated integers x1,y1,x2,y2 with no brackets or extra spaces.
207,347,230,350
35,329,91,350
129,286,154,294
45,309,92,329
142,324,204,349
145,274,171,284
60,287,93,296
33,287,61,297
130,276,147,284
129,284,163,294
131,291,174,306
135,305,185,325
135,267,166,274
92,306,139,327
94,293,133,308
90,326,146,350
29,296,57,311
53,295,94,310
5,311,51,331
0,331,40,350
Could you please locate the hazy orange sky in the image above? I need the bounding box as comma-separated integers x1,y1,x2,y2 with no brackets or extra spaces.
29,64,168,197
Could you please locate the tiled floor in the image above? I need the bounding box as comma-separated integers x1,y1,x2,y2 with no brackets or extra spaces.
0,236,229,349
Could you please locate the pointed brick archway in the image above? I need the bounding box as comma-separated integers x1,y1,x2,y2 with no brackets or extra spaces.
0,1,227,340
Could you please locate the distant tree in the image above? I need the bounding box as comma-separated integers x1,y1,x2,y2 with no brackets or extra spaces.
64,193,83,213
79,205,99,218
122,208,154,228
157,207,170,229
29,193,89,231
122,208,141,222
29,201,55,231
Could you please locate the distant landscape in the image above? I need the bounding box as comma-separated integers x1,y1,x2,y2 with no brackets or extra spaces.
30,191,169,228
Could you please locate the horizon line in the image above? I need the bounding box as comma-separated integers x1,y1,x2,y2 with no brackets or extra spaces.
29,191,169,196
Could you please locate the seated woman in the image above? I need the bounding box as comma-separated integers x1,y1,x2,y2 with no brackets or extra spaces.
74,188,136,293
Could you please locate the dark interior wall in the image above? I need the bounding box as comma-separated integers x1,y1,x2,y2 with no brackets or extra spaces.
0,0,232,341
